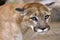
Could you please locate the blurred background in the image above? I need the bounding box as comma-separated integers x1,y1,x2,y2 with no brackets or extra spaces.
0,0,60,40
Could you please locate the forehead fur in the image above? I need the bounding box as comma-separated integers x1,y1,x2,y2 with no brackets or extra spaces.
23,3,50,16
23,3,49,11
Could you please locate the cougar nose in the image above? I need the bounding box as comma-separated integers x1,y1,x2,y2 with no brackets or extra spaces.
40,27,46,30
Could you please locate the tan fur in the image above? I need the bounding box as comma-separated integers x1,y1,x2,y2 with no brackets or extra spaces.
0,3,51,40
0,4,24,40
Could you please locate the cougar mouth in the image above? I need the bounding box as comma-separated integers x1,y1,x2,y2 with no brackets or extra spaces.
33,26,50,33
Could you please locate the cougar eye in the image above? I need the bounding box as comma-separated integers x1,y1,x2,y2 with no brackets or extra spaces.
45,15,50,19
30,17,38,21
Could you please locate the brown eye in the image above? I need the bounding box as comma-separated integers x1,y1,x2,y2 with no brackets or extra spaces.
30,17,38,21
45,15,50,19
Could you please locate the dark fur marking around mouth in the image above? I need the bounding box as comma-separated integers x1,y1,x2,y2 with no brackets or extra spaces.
34,27,37,32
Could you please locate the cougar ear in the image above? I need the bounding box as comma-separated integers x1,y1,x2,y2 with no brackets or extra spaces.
40,0,55,6
15,8,24,12
45,2,55,6
40,0,55,10
15,8,28,16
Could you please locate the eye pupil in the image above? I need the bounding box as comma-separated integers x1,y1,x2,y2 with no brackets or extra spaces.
31,17,37,21
45,15,49,19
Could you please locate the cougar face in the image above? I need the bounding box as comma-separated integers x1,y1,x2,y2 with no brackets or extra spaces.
15,3,51,33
